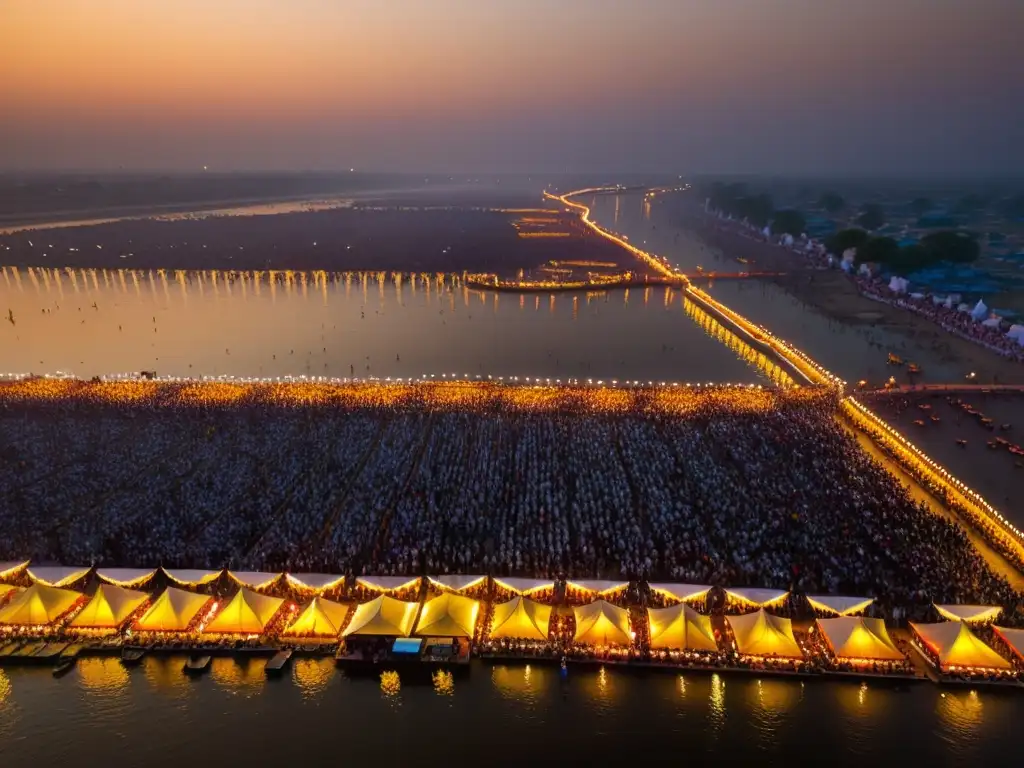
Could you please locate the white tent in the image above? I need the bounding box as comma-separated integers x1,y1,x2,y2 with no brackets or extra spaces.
26,566,91,587
227,571,282,590
982,317,1002,329
492,577,553,595
286,573,346,592
356,575,421,593
805,595,874,616
933,604,1002,624
566,579,628,595
0,561,29,579
648,583,712,603
428,575,486,593
724,587,788,608
888,276,909,294
96,568,158,588
162,568,221,586
970,299,988,322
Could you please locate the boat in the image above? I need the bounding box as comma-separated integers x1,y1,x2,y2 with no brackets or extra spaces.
907,363,921,374
265,649,293,676
52,656,76,677
121,647,146,666
0,641,23,658
184,655,212,675
887,353,904,366
13,642,47,659
34,642,68,661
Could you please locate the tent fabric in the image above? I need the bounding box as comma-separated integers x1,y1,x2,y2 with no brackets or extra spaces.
355,575,422,593
0,561,29,579
489,597,551,642
162,568,221,586
343,595,418,637
70,585,149,629
96,568,158,587
910,621,1011,670
0,583,83,626
572,599,632,646
806,595,874,616
134,587,212,632
227,571,282,590
26,566,91,587
0,585,23,606
283,597,351,638
428,575,486,593
415,593,481,637
724,588,789,607
492,577,553,595
648,583,712,603
285,573,346,592
648,603,718,652
933,604,1002,624
566,579,628,595
727,609,803,658
816,617,904,661
204,588,285,634
993,626,1024,662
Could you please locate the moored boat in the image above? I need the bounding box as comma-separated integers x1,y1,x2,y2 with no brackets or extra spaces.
265,649,293,676
121,647,146,666
184,655,212,675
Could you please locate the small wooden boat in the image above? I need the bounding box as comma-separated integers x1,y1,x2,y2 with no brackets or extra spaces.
265,649,293,676
184,655,212,675
0,642,23,658
912,419,925,427
887,353,904,366
121,647,146,666
35,642,68,661
52,656,76,678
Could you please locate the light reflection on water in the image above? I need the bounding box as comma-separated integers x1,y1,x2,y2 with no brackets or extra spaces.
292,658,334,698
76,657,130,696
209,657,265,695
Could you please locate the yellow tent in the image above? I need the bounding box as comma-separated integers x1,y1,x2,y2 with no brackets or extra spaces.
134,587,211,632
343,595,418,637
204,588,285,634
489,596,551,642
0,584,21,606
806,595,874,616
724,588,789,608
0,583,83,626
933,604,1002,624
26,566,91,588
70,585,150,629
572,599,631,646
491,577,553,596
648,603,718,652
283,597,351,638
415,593,481,637
648,583,712,604
993,626,1024,662
0,561,29,580
428,575,486,594
816,617,904,661
727,609,803,658
566,580,629,596
910,621,1011,670
355,575,421,593
96,568,158,588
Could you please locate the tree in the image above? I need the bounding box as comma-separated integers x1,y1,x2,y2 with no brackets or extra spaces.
953,194,987,215
818,191,845,213
825,228,869,255
856,236,900,265
735,194,775,227
919,231,980,263
890,244,934,271
909,197,933,216
857,204,886,231
770,209,807,237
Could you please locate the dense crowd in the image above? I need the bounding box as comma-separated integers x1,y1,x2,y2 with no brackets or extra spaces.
2,388,1021,615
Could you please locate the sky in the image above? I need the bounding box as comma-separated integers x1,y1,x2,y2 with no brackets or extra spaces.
1,0,1022,176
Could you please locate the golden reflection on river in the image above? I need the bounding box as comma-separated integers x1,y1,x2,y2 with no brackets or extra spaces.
143,657,191,698
76,657,129,696
210,657,264,694
292,658,334,698
0,669,11,704
935,689,985,747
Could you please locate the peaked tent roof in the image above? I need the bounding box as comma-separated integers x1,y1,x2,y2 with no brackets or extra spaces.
816,617,904,661
806,595,874,616
204,588,285,634
283,597,351,638
285,573,346,592
933,604,1003,624
0,583,83,626
343,595,418,637
162,568,222,586
0,561,29,580
566,579,628,595
492,577,553,595
993,626,1024,662
415,593,481,637
489,596,552,642
648,583,712,603
0,584,23,605
228,571,283,590
910,621,1011,670
96,568,158,588
70,584,149,629
724,588,789,607
572,599,632,645
428,575,486,593
727,609,803,658
26,566,91,587
356,575,422,593
648,603,718,652
134,587,211,632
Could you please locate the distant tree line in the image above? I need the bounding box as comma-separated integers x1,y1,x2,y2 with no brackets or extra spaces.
825,228,980,271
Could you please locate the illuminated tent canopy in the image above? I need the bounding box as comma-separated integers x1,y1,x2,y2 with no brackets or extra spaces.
228,571,283,590
648,583,712,604
162,568,222,587
356,575,422,593
933,604,1002,624
283,597,351,638
806,595,874,616
0,583,83,626
134,587,212,632
343,595,418,637
727,609,803,658
910,621,1011,670
492,577,553,595
648,603,718,652
204,588,285,634
566,579,628,595
816,617,904,661
286,573,346,592
428,575,486,594
26,566,91,588
724,588,789,608
415,593,481,637
70,584,149,629
490,596,552,642
573,599,631,645
0,561,29,580
993,626,1024,662
0,584,21,605
96,568,158,588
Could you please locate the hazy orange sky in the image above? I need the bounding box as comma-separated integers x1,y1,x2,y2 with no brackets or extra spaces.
1,0,1022,174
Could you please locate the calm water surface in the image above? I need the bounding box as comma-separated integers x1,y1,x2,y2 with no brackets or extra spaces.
0,659,1015,765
